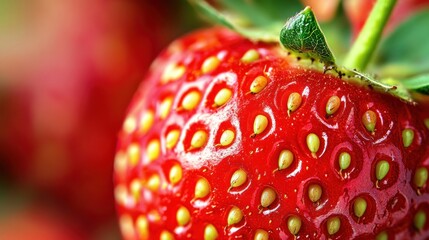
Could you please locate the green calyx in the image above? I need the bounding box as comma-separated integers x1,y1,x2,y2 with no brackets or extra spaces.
190,0,429,103
279,7,335,65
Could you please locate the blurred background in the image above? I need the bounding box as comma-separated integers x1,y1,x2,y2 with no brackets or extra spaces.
1,0,427,239
0,0,204,239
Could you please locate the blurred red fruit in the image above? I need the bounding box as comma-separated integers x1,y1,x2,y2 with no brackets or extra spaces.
0,0,197,236
344,0,429,37
0,202,88,240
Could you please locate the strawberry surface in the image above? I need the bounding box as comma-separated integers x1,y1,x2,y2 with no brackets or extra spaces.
114,27,429,239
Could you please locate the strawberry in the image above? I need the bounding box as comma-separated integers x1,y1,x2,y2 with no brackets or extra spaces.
114,3,429,240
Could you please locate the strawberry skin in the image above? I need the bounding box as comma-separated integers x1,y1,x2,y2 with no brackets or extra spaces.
114,27,429,239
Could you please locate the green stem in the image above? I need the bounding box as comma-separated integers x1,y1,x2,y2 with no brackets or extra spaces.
344,0,397,71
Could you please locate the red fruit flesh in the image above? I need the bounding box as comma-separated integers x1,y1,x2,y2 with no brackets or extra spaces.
114,28,429,239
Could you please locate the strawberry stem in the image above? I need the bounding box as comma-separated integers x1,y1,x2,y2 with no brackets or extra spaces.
344,0,397,71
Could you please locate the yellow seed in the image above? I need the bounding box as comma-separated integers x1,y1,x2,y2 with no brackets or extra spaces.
414,167,428,188
425,119,429,129
254,229,269,240
119,215,135,240
287,215,302,235
181,90,201,111
339,152,351,170
362,110,377,133
176,206,191,226
214,88,233,107
353,197,367,218
160,230,174,240
114,151,127,176
241,49,260,63
326,216,341,235
147,174,161,192
147,210,161,222
148,210,161,222
306,133,320,158
169,164,183,185
308,184,322,203
250,76,268,94
220,129,235,146
375,231,388,240
326,95,341,116
123,116,137,134
127,143,141,166
130,179,143,201
414,210,426,231
375,160,390,181
227,206,243,226
140,110,155,133
230,169,247,190
191,130,208,149
202,56,221,74
253,114,269,135
204,224,218,240
161,63,185,83
136,215,149,240
195,177,211,199
287,92,302,114
278,150,294,170
146,139,161,162
114,184,128,205
160,97,173,119
166,129,180,149
260,187,277,208
402,128,415,148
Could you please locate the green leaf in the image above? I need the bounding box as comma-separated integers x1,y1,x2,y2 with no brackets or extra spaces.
190,0,279,42
338,68,413,103
400,74,429,95
216,0,303,28
280,7,335,65
377,9,429,77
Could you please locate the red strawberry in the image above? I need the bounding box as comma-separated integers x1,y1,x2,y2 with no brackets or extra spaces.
113,24,429,239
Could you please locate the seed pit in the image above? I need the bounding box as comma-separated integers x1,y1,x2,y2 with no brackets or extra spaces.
350,194,376,224
179,89,202,111
227,206,244,227
204,223,219,240
139,109,155,133
330,142,363,180
371,155,398,189
204,73,237,110
201,56,221,74
164,126,181,150
414,167,428,195
250,114,270,138
259,186,278,209
183,123,209,152
194,177,211,199
322,215,352,239
159,96,174,120
302,180,328,211
269,142,299,176
229,169,248,191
